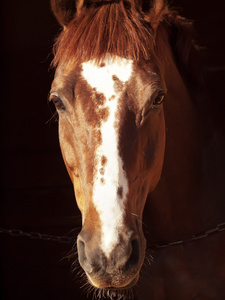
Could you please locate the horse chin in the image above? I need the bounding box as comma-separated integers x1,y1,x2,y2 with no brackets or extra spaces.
87,278,138,300
87,272,140,290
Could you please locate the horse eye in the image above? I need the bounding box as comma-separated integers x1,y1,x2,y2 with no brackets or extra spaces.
50,95,66,111
153,93,165,106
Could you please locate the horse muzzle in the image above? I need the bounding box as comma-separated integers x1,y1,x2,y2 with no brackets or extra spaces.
77,229,145,289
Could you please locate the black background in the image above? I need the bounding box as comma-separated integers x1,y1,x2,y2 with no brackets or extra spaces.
0,1,225,299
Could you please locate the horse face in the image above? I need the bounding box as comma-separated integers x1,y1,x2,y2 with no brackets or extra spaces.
50,55,166,289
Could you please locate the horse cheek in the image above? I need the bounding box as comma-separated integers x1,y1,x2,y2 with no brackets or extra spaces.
58,120,86,212
146,109,166,193
72,172,85,213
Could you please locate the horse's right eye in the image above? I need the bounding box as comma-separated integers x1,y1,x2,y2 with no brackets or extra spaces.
50,95,66,111
153,93,165,106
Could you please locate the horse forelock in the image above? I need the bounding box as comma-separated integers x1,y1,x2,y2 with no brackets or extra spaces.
52,1,201,91
52,0,154,68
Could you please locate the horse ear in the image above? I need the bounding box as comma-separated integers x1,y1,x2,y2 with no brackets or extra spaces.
152,0,166,15
51,0,84,27
143,0,168,28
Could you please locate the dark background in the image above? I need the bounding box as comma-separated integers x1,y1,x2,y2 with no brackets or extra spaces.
0,1,225,299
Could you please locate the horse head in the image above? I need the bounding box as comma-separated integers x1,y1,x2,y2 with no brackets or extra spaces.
50,0,186,290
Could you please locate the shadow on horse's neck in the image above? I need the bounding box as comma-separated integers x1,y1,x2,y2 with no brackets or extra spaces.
143,43,225,245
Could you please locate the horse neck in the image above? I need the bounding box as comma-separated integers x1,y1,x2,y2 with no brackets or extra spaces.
143,48,225,244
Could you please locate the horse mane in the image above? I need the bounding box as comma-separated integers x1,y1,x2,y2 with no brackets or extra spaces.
165,13,205,88
52,0,203,87
52,0,153,67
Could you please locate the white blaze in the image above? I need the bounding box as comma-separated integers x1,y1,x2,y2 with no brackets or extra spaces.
82,56,133,257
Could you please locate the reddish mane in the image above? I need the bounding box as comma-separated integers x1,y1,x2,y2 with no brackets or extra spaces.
52,0,161,67
52,0,201,89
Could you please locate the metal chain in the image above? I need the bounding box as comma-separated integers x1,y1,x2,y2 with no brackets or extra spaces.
1,222,225,248
151,222,225,249
0,227,76,244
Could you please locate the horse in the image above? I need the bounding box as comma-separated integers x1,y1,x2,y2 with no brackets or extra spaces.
49,0,225,298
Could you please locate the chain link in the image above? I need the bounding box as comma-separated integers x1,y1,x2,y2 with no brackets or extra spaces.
1,222,225,248
151,222,225,249
0,227,76,244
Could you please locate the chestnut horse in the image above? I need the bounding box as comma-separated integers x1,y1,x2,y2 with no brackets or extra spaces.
50,0,225,298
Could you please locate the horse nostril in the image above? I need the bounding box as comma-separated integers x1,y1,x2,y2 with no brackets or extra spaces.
125,238,140,271
77,237,93,274
77,239,85,258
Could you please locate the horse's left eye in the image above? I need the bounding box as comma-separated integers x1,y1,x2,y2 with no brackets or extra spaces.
50,95,66,111
153,93,165,106
139,91,166,126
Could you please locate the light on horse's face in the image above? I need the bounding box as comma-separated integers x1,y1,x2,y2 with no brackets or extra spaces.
51,55,166,289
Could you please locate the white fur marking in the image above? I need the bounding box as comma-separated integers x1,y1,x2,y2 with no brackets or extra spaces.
82,56,133,257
